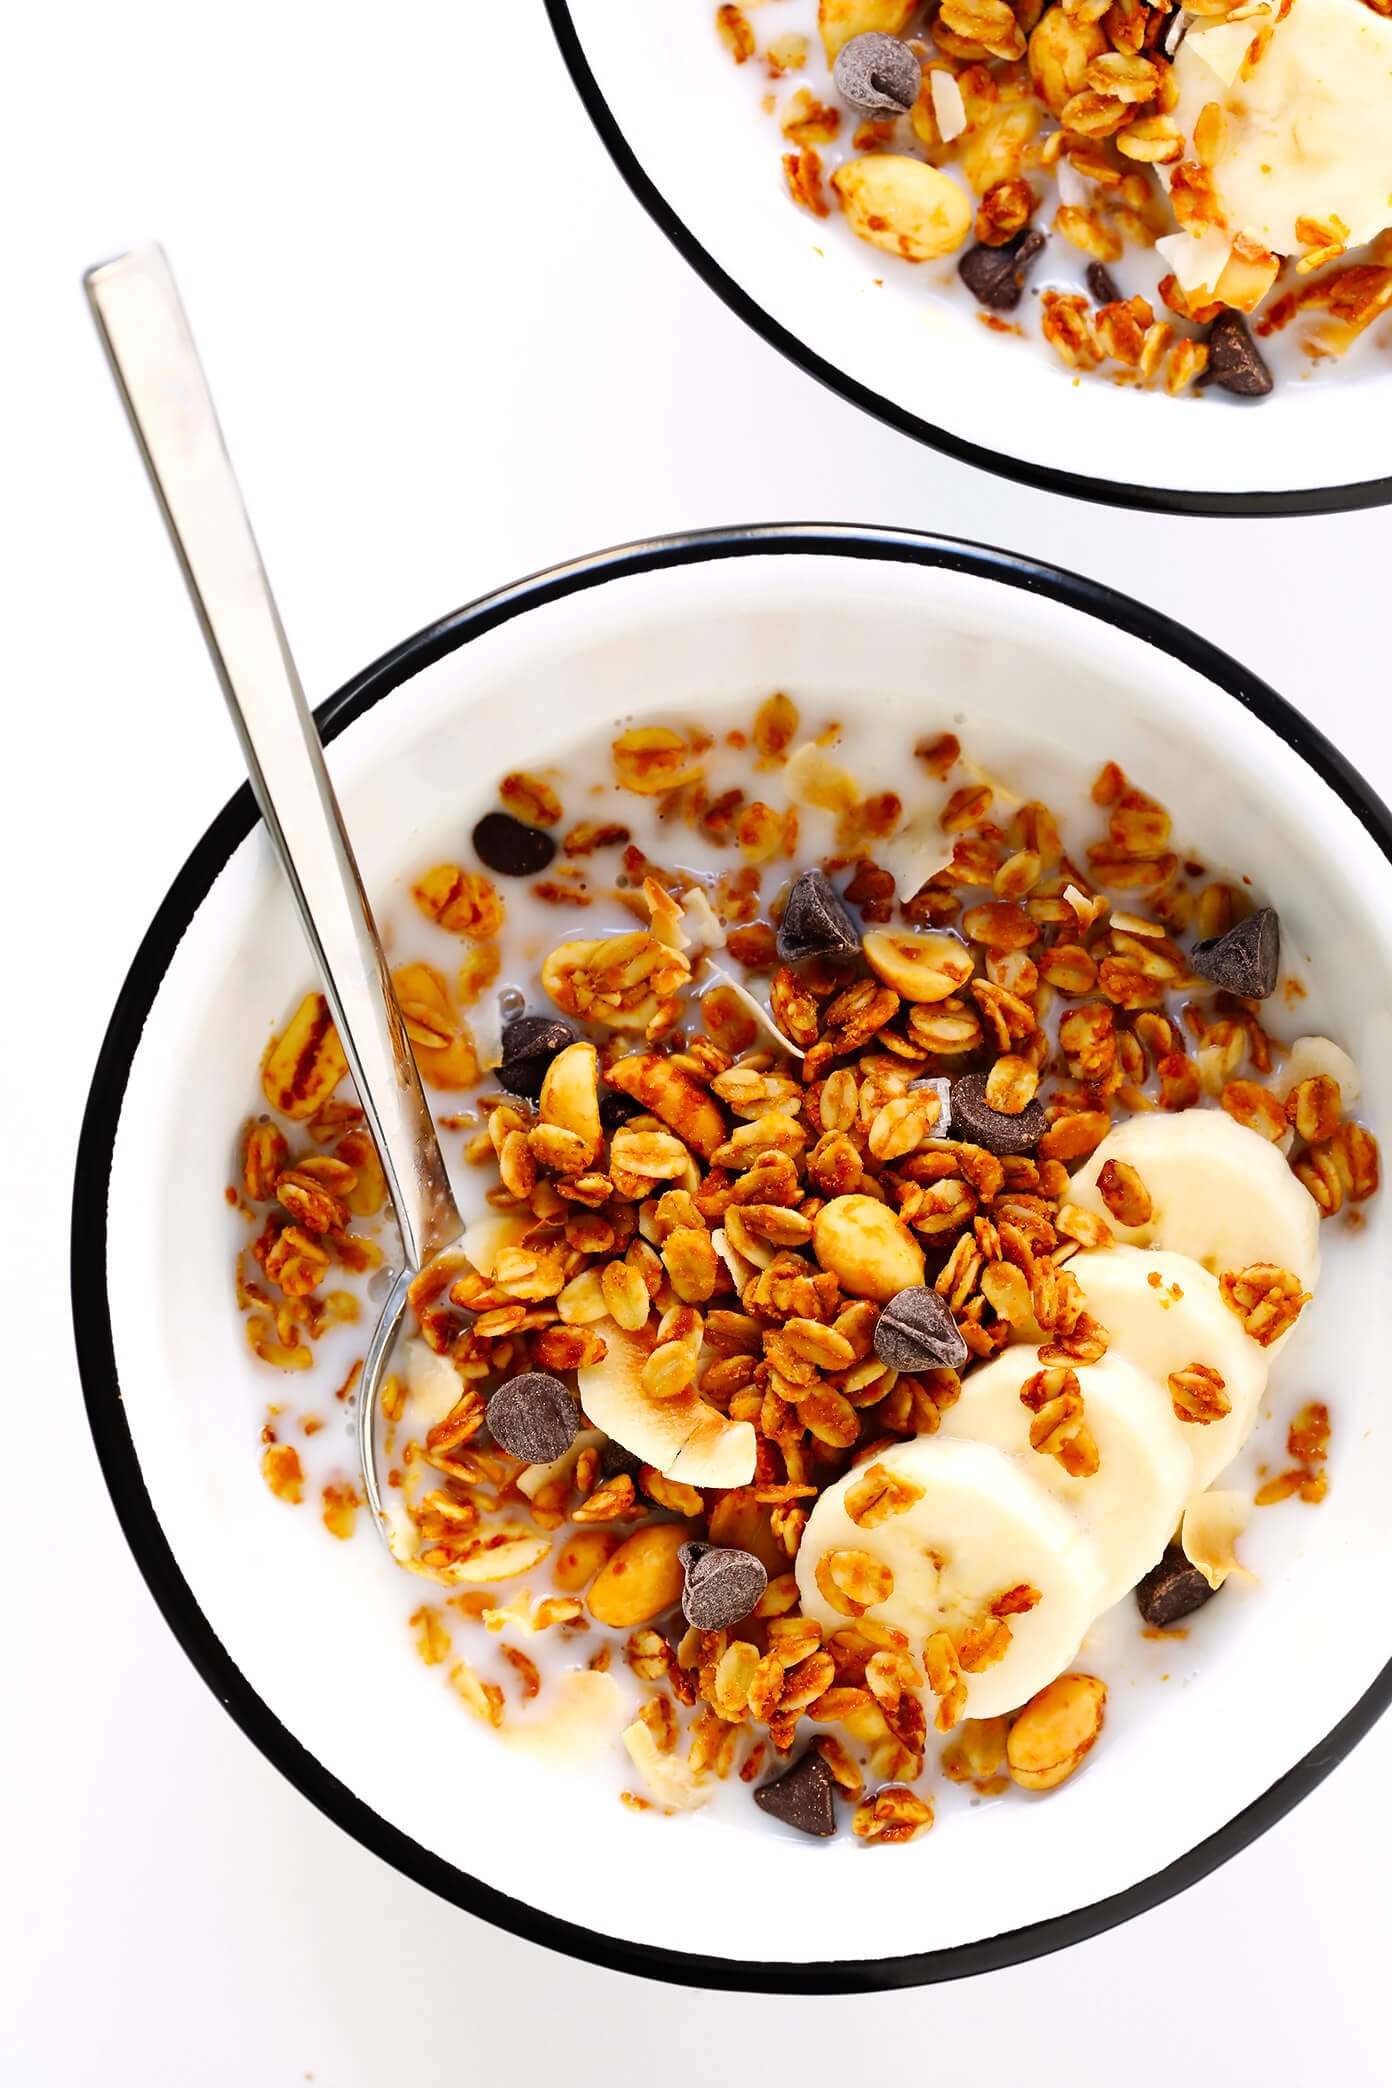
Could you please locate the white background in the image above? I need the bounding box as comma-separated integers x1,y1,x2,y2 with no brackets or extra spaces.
5,2,1391,2080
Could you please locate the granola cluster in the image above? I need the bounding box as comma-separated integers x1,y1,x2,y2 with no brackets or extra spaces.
717,0,1392,395
233,696,1378,1837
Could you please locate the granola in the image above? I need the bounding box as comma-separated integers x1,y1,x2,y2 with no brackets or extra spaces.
714,0,1392,396
232,695,1377,1840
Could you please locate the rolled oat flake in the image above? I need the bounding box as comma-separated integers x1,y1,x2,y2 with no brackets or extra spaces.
776,867,862,965
874,1285,969,1373
753,1749,838,1838
832,31,921,116
680,1542,768,1630
1190,905,1280,998
486,1371,580,1464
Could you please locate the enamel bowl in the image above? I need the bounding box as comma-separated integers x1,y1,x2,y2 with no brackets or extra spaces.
74,528,1392,1990
545,1,1392,517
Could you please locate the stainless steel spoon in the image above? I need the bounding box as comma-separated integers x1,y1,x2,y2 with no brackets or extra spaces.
86,242,460,1541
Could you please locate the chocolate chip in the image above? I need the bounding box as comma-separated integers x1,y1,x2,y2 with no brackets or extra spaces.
1087,261,1120,305
1191,906,1280,999
499,1014,577,1099
681,1545,768,1630
599,1090,644,1136
949,1070,1048,1155
832,31,921,115
753,1750,837,1838
776,868,861,965
471,810,557,878
958,228,1045,313
1135,1544,1216,1629
1198,309,1273,399
599,1438,642,1482
874,1285,969,1373
487,1372,580,1464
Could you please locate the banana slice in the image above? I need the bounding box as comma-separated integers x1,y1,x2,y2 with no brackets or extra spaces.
1068,1245,1270,1490
795,1436,1106,1720
459,1211,530,1280
1070,1108,1321,1289
577,1322,756,1489
934,1347,1194,1608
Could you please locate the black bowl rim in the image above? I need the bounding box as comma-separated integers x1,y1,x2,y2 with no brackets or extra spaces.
542,0,1392,521
72,524,1392,1993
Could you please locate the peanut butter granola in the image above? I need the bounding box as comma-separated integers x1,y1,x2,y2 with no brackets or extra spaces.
232,698,1377,1839
716,0,1392,396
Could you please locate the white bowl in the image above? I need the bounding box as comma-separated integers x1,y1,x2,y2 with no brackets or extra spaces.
546,2,1392,517
74,527,1392,1989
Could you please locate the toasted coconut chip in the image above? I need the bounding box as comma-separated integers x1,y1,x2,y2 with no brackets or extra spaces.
503,1670,627,1764
679,886,728,952
703,963,807,1060
622,1716,711,1810
929,69,967,143
1181,1489,1256,1591
877,810,955,902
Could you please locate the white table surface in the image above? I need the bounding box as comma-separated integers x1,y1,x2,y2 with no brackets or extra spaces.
6,2,1392,2079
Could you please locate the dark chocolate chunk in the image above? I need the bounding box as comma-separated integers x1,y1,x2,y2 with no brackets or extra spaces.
680,1544,768,1630
958,228,1046,313
599,1438,643,1482
1191,906,1280,999
1198,309,1273,399
753,1750,838,1838
874,1286,969,1373
832,31,921,116
487,1372,580,1464
949,1070,1048,1156
776,868,861,965
599,1090,644,1136
472,809,557,878
1087,260,1121,305
499,1014,577,1099
1135,1545,1216,1629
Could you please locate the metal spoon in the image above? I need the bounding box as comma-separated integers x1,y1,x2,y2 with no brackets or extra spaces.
86,243,460,1541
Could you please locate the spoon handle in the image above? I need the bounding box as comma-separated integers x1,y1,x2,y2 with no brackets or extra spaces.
85,243,461,1274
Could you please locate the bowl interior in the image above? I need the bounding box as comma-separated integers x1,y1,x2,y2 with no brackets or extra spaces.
97,545,1392,1976
553,1,1392,510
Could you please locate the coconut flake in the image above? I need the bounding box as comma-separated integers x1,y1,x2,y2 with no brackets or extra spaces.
1181,1489,1257,1590
678,885,727,951
702,962,807,1060
1063,882,1108,933
929,69,967,142
1156,226,1234,295
622,1717,711,1810
877,809,956,902
503,1670,628,1765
